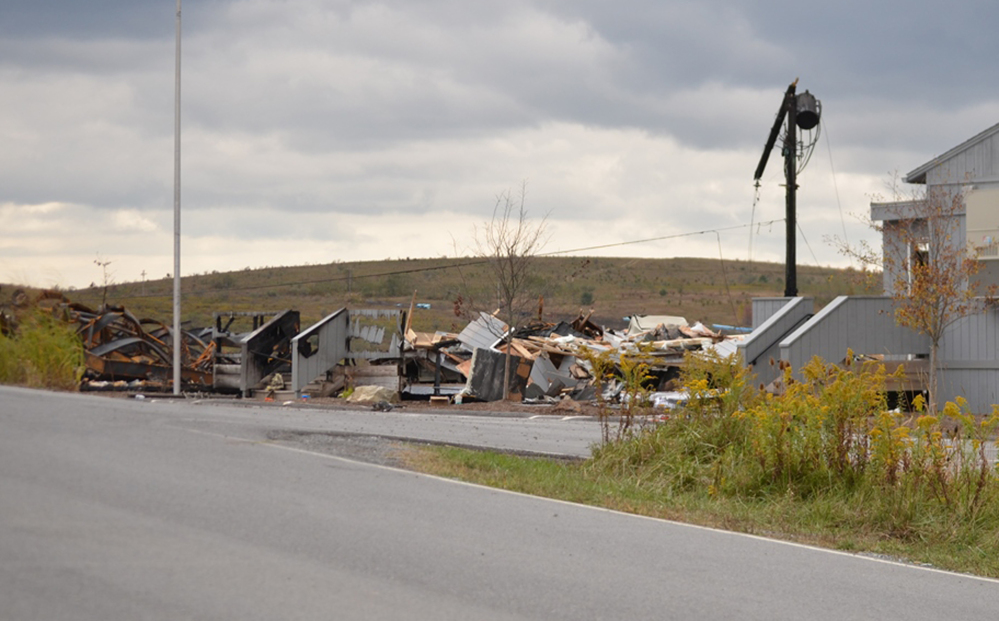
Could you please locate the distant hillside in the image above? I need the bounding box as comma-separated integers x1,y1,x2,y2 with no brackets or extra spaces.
5,256,877,333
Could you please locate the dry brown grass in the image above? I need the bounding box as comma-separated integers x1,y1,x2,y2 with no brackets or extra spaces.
5,256,874,333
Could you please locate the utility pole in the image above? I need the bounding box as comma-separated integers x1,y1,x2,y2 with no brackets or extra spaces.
784,86,798,297
753,79,821,298
172,0,182,395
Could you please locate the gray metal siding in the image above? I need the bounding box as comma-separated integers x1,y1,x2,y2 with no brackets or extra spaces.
739,298,813,389
940,370,999,414
291,308,349,394
926,132,999,186
457,312,508,351
780,297,929,375
742,298,811,362
347,309,405,360
937,307,999,412
751,298,795,329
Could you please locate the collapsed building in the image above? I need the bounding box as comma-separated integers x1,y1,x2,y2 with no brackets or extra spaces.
3,287,743,403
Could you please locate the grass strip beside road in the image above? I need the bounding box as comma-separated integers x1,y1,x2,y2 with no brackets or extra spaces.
401,444,999,579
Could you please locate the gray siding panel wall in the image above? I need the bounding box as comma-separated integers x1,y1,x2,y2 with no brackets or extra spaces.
927,132,999,186
752,298,795,329
758,296,999,411
940,309,999,362
938,306,999,412
780,297,929,375
739,297,813,388
291,308,349,394
940,370,999,414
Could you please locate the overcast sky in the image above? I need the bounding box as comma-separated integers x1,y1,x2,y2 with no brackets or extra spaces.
3,0,999,289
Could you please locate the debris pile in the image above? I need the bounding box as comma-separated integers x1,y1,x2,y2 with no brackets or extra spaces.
404,310,745,405
69,301,214,389
2,286,746,405
2,289,213,391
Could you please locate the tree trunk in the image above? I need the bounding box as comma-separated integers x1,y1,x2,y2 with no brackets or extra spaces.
501,302,515,400
928,339,939,416
502,333,512,401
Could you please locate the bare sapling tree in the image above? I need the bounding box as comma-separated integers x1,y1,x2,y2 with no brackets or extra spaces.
474,183,550,400
839,174,996,414
93,254,115,310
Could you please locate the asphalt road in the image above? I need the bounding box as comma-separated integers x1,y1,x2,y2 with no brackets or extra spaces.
190,396,604,459
2,386,997,620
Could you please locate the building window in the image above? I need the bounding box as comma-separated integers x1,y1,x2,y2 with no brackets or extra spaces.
908,240,929,292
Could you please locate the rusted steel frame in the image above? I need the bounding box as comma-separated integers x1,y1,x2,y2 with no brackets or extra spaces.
190,340,216,370
89,336,172,363
84,352,212,384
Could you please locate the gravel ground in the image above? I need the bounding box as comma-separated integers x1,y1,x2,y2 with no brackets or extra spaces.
84,390,602,417
265,430,417,468
306,395,604,418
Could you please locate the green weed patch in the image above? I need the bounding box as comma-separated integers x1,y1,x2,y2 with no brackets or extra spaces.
0,310,84,390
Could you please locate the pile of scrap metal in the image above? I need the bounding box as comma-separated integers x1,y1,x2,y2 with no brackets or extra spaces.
0,288,213,391
403,310,744,403
65,300,213,390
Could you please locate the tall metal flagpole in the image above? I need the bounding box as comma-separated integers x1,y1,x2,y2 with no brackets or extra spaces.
172,0,182,395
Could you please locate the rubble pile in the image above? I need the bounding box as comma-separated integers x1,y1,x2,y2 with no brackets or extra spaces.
2,289,214,391
2,286,746,405
69,301,214,390
404,310,745,405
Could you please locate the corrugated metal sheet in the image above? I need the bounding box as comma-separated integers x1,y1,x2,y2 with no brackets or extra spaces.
347,309,404,360
940,369,999,415
457,312,508,352
768,297,999,412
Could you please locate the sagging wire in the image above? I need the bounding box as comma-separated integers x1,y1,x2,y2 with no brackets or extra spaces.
715,230,738,322
822,117,852,264
797,122,820,176
540,219,784,256
749,181,761,262
797,221,820,266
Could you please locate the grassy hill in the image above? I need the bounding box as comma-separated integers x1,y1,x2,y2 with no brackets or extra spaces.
6,256,877,333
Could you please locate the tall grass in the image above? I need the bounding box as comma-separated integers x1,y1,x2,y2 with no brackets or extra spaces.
588,352,999,553
0,310,84,390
